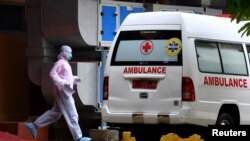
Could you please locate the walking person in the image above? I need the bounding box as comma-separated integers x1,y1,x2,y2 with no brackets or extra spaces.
25,45,91,141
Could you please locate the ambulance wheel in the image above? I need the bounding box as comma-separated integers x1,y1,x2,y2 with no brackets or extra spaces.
216,113,235,125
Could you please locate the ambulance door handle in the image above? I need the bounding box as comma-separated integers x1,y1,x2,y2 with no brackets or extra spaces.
140,92,148,99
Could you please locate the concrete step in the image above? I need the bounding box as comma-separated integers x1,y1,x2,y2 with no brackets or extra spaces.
0,131,36,141
89,129,119,141
0,110,101,141
18,122,49,141
0,122,49,141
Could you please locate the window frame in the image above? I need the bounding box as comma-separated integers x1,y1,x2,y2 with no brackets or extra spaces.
195,40,248,76
246,45,250,64
110,30,182,66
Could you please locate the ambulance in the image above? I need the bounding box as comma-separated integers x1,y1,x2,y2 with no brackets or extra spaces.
102,11,250,126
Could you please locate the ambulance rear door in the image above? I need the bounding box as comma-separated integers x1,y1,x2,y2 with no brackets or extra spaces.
108,25,183,114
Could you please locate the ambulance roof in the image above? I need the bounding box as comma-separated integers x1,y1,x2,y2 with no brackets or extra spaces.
122,11,250,43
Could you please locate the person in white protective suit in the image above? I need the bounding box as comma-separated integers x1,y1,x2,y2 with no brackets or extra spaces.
25,45,91,141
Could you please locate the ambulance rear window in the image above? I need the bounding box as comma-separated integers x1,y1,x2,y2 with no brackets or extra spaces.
111,30,182,66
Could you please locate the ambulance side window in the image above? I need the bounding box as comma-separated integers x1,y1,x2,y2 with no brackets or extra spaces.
219,43,247,75
247,45,250,62
196,40,247,75
195,41,222,73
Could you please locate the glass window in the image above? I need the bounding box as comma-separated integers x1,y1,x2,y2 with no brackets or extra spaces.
195,41,222,73
116,40,178,62
111,30,182,66
196,40,247,75
219,43,247,75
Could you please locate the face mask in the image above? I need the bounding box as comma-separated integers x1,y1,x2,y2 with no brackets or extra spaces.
68,53,72,60
62,50,72,61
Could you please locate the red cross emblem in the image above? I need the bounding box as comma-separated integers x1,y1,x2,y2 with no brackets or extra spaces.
140,40,153,55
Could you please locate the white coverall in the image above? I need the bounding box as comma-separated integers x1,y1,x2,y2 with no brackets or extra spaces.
34,46,83,141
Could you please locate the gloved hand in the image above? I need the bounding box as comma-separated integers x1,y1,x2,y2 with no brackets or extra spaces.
74,76,82,83
64,81,70,86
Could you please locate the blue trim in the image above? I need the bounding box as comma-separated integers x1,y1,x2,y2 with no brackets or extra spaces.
132,7,143,13
120,6,131,25
102,6,117,41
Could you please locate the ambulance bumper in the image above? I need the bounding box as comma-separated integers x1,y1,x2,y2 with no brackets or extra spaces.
101,104,191,124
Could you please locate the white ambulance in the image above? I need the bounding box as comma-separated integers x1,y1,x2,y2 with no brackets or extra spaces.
102,11,250,126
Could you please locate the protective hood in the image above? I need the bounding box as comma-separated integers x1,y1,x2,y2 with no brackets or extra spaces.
57,45,72,61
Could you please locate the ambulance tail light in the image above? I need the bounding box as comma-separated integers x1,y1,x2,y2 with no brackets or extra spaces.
182,77,195,102
103,76,109,100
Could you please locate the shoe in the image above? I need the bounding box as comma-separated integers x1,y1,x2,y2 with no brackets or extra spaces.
78,137,92,141
24,122,37,138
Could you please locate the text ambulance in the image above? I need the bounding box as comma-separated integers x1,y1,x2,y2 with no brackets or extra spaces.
102,11,250,126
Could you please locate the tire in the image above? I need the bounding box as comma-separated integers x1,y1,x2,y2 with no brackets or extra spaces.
216,113,235,125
